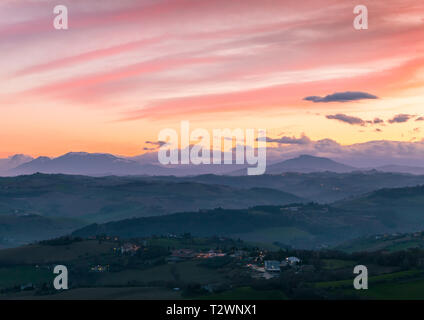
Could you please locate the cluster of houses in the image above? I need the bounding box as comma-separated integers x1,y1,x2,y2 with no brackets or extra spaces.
90,264,109,272
264,256,301,272
166,249,227,263
111,242,142,256
166,249,196,262
119,243,141,255
247,256,303,279
196,250,226,259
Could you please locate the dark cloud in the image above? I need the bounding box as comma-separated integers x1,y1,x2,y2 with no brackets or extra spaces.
373,118,384,124
304,91,378,103
388,114,414,124
416,117,424,121
145,140,168,149
261,134,311,145
326,114,365,125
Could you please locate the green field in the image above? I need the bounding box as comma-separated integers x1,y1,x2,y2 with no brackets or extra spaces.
2,286,182,300
95,260,226,286
315,269,423,289
0,240,115,265
350,278,424,299
337,237,424,253
199,286,287,300
0,266,52,288
385,240,423,252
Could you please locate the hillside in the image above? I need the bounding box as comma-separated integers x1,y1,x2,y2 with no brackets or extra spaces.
0,174,303,224
72,203,395,249
72,184,424,249
334,185,424,231
0,215,83,248
3,173,424,247
336,231,424,253
376,165,424,175
150,171,424,202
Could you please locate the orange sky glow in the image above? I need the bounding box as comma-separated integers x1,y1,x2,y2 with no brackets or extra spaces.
1,0,424,157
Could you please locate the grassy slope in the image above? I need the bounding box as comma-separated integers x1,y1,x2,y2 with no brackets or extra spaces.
0,240,115,265
198,287,287,300
95,260,226,286
0,266,52,288
2,287,182,300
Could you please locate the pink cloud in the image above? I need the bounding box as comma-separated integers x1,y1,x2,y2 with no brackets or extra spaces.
14,36,166,77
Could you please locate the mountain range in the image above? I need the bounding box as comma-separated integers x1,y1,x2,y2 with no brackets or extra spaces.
3,152,246,177
3,152,424,176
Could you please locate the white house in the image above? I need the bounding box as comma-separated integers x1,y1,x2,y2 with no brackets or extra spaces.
286,256,301,265
264,260,281,272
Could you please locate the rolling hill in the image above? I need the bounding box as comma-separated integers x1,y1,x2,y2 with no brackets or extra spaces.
149,171,424,202
72,184,424,249
0,173,303,222
333,185,424,231
0,214,83,248
70,202,395,249
376,165,424,175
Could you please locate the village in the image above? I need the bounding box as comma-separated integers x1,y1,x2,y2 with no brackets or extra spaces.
2,232,424,300
85,235,305,282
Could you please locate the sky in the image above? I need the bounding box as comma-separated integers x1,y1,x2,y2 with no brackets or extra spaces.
1,0,424,160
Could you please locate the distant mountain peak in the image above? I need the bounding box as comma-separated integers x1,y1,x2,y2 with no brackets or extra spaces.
63,152,90,156
265,154,355,174
0,154,34,175
30,156,51,163
297,154,322,159
60,152,117,158
292,154,335,162
8,151,168,176
9,154,32,160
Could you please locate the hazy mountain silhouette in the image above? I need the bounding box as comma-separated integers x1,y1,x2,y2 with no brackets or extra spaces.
5,152,424,177
9,152,168,176
230,154,356,175
266,155,355,173
0,154,33,174
375,165,424,175
7,152,247,176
